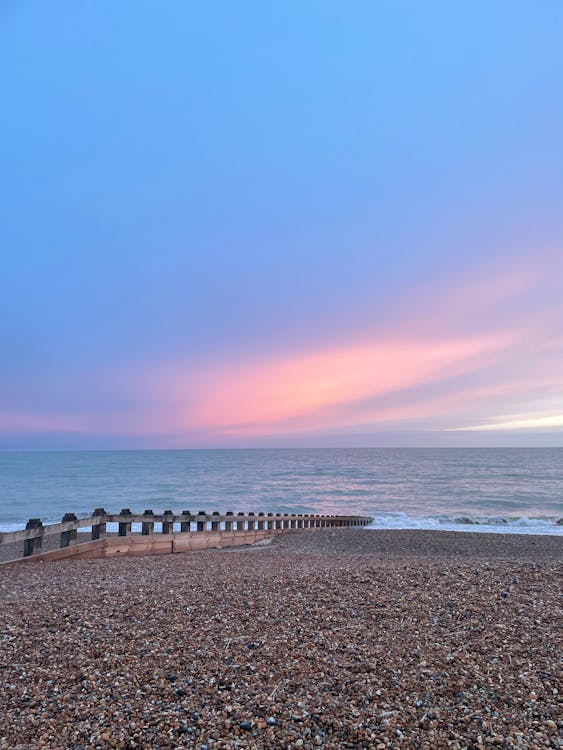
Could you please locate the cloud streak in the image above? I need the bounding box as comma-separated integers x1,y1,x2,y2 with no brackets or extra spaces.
130,251,563,443
1,251,562,446
453,414,563,431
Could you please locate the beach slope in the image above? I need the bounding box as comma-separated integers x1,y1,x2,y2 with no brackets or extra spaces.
1,529,561,749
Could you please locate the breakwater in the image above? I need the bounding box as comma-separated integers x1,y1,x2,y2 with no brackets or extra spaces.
0,509,373,565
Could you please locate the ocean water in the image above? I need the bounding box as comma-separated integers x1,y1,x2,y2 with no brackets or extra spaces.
0,448,562,535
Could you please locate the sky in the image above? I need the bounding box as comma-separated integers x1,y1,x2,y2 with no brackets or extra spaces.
1,1,563,449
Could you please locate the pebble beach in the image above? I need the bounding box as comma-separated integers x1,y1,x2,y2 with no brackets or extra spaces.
1,529,561,750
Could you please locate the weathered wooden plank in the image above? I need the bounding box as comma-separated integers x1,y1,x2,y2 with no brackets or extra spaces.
0,516,105,544
1,511,373,547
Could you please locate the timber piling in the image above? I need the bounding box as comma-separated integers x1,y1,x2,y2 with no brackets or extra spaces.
0,510,373,565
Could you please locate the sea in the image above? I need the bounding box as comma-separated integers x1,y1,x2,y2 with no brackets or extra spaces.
0,448,562,535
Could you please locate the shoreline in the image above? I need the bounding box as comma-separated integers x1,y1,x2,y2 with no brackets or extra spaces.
2,513,562,536
1,526,562,566
1,529,561,749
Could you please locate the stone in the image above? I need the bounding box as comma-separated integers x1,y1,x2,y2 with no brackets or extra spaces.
0,528,560,750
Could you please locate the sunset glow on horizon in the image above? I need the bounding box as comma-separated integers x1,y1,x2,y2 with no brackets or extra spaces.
1,2,563,448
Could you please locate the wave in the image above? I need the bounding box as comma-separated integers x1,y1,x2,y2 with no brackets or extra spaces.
367,512,563,535
2,513,562,536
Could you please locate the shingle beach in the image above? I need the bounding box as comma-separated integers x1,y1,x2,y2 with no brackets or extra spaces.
1,529,561,750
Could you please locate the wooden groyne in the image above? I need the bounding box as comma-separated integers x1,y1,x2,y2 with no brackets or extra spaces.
0,510,373,565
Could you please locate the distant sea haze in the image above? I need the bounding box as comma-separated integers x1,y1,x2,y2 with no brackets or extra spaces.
0,448,561,535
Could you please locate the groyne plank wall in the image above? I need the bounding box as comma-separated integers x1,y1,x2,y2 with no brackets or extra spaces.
0,510,373,565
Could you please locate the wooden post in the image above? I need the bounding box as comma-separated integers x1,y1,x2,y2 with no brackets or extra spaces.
162,510,174,535
267,512,274,530
224,511,233,531
196,511,207,532
290,515,297,529
236,512,245,531
275,513,282,530
24,518,43,557
60,513,78,547
118,508,132,537
247,512,256,531
257,512,265,530
91,508,107,540
180,510,191,533
211,511,220,531
142,509,155,536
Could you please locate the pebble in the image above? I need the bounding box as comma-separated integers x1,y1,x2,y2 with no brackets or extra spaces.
0,528,561,750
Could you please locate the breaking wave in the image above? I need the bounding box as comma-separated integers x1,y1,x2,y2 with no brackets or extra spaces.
367,512,563,535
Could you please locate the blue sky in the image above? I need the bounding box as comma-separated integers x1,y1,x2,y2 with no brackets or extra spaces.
1,1,563,448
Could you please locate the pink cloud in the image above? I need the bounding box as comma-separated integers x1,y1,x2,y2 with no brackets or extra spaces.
175,333,515,434
4,250,562,443
142,251,563,440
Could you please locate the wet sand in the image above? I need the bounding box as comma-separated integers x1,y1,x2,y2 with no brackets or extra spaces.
1,529,561,749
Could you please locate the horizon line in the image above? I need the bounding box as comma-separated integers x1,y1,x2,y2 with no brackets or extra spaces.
2,445,563,453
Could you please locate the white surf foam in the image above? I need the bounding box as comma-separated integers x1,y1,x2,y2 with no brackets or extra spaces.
367,512,563,535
